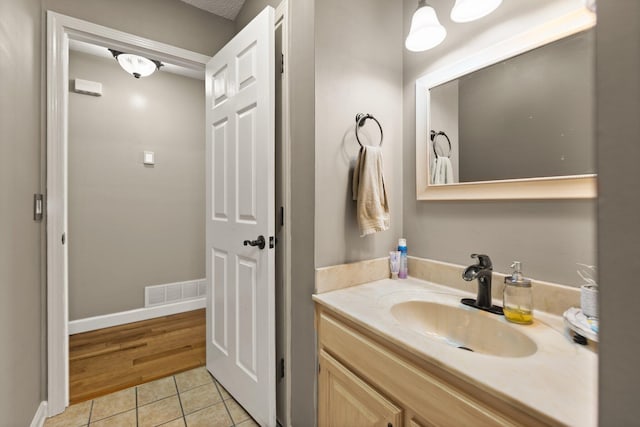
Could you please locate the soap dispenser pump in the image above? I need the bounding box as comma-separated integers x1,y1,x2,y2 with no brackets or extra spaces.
503,261,533,324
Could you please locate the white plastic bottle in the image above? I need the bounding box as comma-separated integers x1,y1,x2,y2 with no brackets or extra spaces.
398,238,408,279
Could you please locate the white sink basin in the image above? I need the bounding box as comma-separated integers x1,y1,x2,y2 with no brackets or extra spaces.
390,300,537,357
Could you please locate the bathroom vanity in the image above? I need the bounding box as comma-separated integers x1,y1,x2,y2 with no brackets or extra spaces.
314,278,596,427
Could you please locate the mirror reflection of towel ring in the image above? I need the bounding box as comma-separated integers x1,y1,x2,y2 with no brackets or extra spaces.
355,113,383,148
430,130,452,158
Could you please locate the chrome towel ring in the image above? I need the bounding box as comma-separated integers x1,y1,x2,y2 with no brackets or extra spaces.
355,113,383,148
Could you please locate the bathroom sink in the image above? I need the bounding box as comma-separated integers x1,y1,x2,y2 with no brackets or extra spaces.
390,301,537,357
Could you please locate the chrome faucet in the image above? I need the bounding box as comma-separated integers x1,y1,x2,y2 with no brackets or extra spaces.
461,254,504,315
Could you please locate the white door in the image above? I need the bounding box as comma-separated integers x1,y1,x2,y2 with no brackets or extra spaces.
205,6,276,427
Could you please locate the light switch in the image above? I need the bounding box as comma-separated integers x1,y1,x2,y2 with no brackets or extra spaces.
143,151,155,165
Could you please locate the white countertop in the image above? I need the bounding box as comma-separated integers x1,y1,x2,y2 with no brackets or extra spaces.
313,277,597,427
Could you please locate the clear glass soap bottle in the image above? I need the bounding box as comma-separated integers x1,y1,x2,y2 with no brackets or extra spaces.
503,261,533,324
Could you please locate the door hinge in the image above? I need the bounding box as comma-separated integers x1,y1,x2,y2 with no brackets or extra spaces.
280,358,285,379
280,53,284,74
33,194,43,222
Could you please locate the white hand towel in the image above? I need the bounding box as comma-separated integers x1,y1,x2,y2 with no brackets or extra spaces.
352,145,390,236
431,157,454,184
431,157,440,184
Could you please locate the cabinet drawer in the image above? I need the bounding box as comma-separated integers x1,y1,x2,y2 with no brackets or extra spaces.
318,309,548,427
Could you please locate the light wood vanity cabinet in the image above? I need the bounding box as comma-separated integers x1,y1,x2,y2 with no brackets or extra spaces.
319,350,402,427
316,305,556,427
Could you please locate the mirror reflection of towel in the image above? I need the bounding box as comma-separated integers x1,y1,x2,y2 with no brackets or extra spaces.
431,157,454,184
352,145,390,236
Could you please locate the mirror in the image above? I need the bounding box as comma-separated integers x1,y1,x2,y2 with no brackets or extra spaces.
415,8,597,200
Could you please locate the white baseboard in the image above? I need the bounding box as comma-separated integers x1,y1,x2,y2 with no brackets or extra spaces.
31,401,48,427
69,298,205,335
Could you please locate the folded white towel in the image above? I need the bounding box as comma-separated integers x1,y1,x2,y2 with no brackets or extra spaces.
352,145,390,236
431,157,454,184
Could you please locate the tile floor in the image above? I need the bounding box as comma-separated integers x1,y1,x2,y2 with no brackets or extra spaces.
44,367,259,427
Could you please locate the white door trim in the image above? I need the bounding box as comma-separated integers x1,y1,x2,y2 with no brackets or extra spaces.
46,9,291,420
46,11,208,416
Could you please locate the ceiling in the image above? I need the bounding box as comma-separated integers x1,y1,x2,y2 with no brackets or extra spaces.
179,0,246,20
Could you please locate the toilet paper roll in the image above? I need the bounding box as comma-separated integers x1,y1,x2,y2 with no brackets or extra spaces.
580,284,598,318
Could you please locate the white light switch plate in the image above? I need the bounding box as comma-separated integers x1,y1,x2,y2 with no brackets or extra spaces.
143,151,155,165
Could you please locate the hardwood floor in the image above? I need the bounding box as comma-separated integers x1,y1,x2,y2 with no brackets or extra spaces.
69,308,206,404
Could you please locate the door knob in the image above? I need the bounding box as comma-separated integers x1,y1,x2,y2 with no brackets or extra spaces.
243,235,266,250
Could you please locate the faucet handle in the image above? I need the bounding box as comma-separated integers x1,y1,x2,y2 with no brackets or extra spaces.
471,253,492,268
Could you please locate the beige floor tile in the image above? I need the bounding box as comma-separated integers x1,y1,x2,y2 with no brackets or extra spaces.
159,418,187,427
225,398,251,424
175,367,213,392
184,402,233,427
138,376,178,406
90,387,136,422
138,395,183,427
236,419,259,427
44,400,92,427
215,381,231,400
90,409,136,427
180,382,222,415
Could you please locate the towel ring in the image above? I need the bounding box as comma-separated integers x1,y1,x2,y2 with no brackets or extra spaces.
355,113,383,148
430,130,452,158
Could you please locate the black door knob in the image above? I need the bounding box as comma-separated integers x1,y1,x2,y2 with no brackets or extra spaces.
243,235,266,250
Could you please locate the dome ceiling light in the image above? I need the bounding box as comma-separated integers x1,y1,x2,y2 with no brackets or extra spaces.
108,49,163,79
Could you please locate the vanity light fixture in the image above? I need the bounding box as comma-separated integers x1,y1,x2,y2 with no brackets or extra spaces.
406,0,503,52
405,0,447,52
450,0,503,23
108,49,163,79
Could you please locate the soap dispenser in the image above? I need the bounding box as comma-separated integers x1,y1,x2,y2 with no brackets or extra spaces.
503,261,533,324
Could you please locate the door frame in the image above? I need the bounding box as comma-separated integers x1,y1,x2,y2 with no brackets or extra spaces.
46,8,291,419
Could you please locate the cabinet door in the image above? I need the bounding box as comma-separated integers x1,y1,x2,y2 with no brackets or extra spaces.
319,350,403,427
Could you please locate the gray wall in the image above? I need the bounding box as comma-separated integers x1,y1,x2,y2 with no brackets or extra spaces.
68,51,205,320
403,0,596,286
0,1,232,424
43,0,235,56
0,0,46,425
287,0,317,424
234,0,281,32
283,1,405,425
315,0,404,268
597,0,640,424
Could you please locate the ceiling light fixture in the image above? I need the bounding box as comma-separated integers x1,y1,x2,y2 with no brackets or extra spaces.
406,0,503,52
450,0,503,23
108,49,163,79
405,0,447,52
